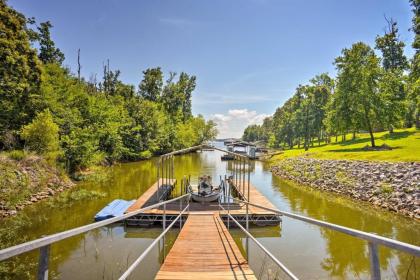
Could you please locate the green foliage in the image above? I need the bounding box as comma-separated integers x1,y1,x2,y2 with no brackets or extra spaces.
244,73,333,150
138,67,163,102
0,0,217,173
46,189,106,208
36,21,65,65
0,0,42,133
334,42,382,147
6,150,28,161
375,19,408,71
21,109,60,155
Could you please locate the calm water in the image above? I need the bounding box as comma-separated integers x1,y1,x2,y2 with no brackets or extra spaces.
0,146,419,279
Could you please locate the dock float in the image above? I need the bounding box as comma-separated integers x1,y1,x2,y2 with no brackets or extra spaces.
155,213,256,280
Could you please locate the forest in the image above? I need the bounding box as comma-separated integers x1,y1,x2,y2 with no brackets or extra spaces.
243,0,419,150
0,0,217,173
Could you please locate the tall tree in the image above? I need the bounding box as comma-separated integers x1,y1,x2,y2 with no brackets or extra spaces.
138,67,163,102
409,0,420,128
37,21,65,65
375,18,408,71
0,0,42,138
177,72,196,121
375,19,408,133
334,42,381,147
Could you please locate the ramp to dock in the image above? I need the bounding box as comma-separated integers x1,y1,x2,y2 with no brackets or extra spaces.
155,213,256,280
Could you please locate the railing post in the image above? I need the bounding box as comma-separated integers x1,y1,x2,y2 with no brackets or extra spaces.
368,242,381,280
180,198,183,229
163,202,166,260
247,161,250,203
227,186,230,230
246,201,249,261
37,245,50,280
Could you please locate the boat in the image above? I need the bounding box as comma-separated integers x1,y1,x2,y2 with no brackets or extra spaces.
188,175,221,202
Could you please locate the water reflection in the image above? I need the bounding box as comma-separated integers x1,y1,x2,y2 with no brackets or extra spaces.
0,149,418,279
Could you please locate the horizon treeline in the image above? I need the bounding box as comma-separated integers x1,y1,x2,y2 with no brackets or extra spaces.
0,0,217,172
243,1,419,150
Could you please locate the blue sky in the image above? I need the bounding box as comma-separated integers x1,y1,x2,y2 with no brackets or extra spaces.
9,0,414,137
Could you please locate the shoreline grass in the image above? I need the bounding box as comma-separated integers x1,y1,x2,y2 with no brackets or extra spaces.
270,128,419,162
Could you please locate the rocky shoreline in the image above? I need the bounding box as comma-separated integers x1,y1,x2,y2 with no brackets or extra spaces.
0,156,74,218
271,157,420,219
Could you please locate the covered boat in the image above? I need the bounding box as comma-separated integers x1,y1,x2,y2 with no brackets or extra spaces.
188,175,221,202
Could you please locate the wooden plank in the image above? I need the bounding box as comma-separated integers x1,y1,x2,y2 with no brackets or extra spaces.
126,179,176,213
155,214,256,280
231,182,277,214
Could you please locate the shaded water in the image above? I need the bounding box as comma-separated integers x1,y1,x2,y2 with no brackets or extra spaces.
0,147,419,279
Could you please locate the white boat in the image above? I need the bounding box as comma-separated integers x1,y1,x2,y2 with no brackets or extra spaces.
188,175,221,203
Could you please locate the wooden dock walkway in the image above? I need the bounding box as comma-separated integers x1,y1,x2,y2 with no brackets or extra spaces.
230,181,278,215
155,213,256,280
126,178,176,213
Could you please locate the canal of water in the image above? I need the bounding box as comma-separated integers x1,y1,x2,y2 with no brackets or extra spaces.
0,146,419,279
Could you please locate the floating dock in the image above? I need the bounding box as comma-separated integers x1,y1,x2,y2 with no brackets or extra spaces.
155,213,256,280
125,179,281,227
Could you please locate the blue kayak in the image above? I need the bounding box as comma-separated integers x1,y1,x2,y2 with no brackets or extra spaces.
94,199,135,221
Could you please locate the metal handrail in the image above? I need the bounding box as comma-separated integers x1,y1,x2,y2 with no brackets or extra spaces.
218,203,299,280
119,202,190,280
0,193,191,261
229,196,420,257
160,144,250,159
225,195,420,280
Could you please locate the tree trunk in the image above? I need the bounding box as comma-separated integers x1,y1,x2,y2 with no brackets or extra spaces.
352,131,356,140
364,107,375,147
335,134,338,142
388,125,394,134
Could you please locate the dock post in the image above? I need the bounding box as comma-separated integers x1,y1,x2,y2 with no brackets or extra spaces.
171,155,174,194
246,202,249,261
180,197,183,229
165,156,168,189
37,245,50,280
247,161,250,203
160,157,164,200
163,202,166,259
242,159,246,197
368,242,381,280
157,159,160,201
227,197,230,229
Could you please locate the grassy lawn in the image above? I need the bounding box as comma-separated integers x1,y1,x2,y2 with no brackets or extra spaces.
270,128,420,162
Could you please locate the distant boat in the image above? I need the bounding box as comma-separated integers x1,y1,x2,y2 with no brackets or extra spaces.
188,175,221,202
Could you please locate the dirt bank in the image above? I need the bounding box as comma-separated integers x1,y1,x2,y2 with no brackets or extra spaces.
0,155,74,218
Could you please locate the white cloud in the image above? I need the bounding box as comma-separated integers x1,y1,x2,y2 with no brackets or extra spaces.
210,109,270,139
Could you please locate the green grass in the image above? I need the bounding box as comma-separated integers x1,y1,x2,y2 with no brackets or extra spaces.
271,128,420,162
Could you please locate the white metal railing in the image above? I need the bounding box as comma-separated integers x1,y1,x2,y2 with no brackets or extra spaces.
119,200,190,279
0,193,191,279
223,195,420,280
218,202,299,280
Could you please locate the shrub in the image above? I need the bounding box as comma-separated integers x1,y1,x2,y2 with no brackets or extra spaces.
21,110,60,155
7,150,27,161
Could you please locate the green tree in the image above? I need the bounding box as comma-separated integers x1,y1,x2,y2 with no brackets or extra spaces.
21,109,59,155
375,19,408,133
37,21,65,65
375,19,408,71
334,42,381,147
0,0,42,135
409,0,420,128
138,67,163,102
